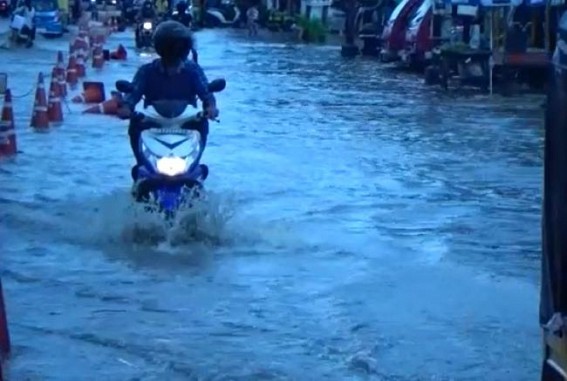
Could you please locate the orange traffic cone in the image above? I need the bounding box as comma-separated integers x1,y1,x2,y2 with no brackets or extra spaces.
73,38,88,61
110,44,127,60
0,89,17,157
66,53,78,88
71,82,105,103
56,50,65,68
55,67,67,98
47,75,63,123
82,93,121,115
75,54,86,78
92,45,104,69
78,28,88,39
30,73,49,129
54,51,67,97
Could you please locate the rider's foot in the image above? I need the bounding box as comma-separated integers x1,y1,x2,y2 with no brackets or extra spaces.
131,164,140,181
131,180,141,198
130,165,142,198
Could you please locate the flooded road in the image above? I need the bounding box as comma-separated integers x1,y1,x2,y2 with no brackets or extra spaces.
0,27,543,380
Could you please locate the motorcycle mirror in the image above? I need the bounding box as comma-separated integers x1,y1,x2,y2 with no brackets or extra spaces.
208,78,226,93
116,80,133,93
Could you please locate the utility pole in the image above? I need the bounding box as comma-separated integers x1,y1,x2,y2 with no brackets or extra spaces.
540,12,567,381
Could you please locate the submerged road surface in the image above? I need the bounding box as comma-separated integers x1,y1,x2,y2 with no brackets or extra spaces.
0,27,542,380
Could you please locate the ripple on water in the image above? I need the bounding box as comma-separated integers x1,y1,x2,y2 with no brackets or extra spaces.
0,28,543,380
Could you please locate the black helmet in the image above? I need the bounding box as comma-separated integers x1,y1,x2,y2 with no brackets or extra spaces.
153,20,193,65
176,1,187,12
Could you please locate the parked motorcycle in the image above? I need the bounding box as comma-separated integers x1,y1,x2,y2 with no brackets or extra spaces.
115,78,226,220
9,14,33,47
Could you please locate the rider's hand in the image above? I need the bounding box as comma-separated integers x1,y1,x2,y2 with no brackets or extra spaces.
117,106,132,120
205,104,219,120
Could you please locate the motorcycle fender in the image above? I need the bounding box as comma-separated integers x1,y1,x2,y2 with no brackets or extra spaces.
156,188,181,211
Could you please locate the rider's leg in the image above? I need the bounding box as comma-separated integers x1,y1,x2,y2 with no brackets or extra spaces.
128,119,144,180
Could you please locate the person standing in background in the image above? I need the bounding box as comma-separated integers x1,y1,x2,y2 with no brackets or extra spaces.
246,4,258,36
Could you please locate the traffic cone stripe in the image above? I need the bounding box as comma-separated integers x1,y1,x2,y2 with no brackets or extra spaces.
0,88,17,155
35,106,48,112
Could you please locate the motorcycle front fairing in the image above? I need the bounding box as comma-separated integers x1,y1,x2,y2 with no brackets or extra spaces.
139,128,203,180
134,100,208,191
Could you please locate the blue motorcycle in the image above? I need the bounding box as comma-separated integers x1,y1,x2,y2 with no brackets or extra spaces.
115,78,226,220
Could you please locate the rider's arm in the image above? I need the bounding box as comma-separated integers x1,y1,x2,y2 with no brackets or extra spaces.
187,62,215,107
191,47,198,64
123,65,148,110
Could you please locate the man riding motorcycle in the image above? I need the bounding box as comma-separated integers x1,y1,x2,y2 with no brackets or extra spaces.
135,0,157,44
172,1,191,27
171,1,198,62
11,0,35,47
138,0,156,18
117,20,219,192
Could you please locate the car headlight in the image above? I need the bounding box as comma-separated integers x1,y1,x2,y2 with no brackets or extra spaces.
143,22,152,30
156,156,188,177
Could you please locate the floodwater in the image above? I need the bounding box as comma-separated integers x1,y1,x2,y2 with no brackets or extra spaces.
0,25,543,380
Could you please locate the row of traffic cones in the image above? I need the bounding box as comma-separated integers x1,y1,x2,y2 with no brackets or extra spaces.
70,27,122,114
0,24,126,158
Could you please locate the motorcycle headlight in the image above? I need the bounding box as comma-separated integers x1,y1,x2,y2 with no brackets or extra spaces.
156,156,188,177
143,22,152,30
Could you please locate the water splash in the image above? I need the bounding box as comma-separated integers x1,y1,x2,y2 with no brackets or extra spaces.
86,189,240,248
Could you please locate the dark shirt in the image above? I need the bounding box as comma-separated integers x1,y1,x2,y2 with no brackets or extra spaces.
139,7,156,19
172,12,192,27
124,58,215,111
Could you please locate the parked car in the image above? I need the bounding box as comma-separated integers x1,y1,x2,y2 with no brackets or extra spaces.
33,0,64,37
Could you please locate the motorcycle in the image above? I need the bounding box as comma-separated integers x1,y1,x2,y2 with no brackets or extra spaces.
9,14,33,47
135,18,154,49
170,10,193,29
115,78,226,220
